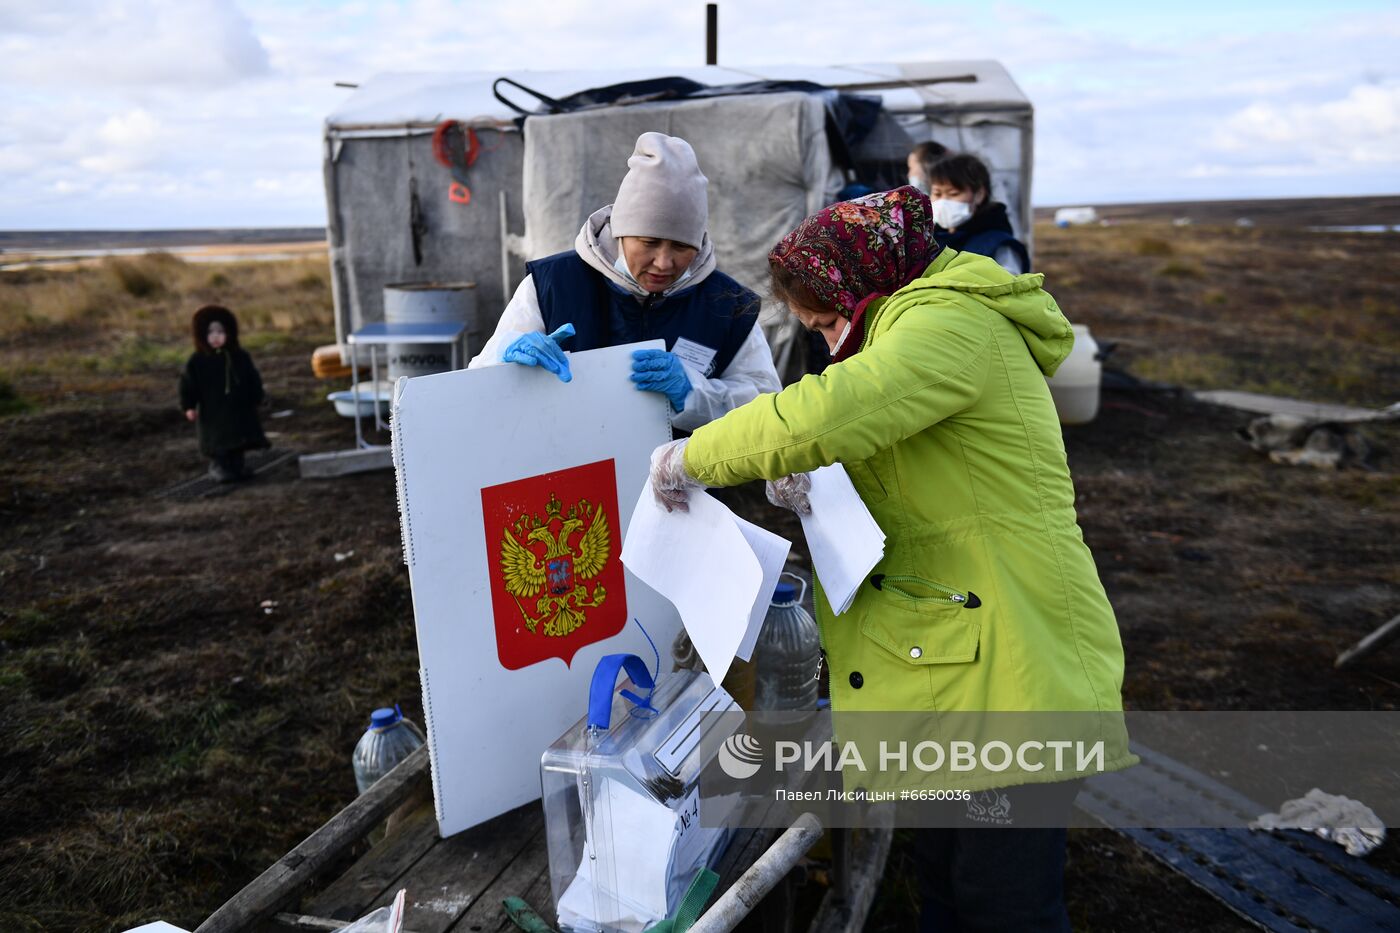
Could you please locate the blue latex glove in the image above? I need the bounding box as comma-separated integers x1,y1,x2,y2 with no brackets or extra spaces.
502,323,575,382
630,349,692,412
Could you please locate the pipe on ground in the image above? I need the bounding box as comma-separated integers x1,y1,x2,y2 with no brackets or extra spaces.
689,812,824,933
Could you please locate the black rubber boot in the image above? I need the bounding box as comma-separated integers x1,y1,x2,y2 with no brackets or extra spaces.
229,449,253,480
209,453,240,483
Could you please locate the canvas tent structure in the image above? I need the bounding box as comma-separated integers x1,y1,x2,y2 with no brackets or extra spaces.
323,60,1034,381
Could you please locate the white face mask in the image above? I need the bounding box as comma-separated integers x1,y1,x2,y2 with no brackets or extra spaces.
829,319,855,358
614,254,692,291
908,174,928,194
931,198,975,230
613,254,637,283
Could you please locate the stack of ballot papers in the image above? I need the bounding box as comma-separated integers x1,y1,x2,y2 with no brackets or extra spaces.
798,465,886,615
621,485,789,685
621,463,885,684
556,780,728,932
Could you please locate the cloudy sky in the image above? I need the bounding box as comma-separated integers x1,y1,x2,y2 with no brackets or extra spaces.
2,0,1398,229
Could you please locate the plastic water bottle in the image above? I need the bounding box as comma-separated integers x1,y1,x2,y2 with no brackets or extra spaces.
352,704,425,794
753,574,822,711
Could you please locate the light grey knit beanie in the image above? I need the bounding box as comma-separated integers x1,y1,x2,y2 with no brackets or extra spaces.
609,132,708,249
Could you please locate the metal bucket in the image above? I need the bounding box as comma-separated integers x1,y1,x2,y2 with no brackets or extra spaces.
382,282,477,382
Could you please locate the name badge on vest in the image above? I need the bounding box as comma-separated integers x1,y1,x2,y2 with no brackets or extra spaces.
671,337,719,378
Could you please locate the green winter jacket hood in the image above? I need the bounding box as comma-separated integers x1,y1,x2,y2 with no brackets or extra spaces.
685,248,1133,793
892,251,1073,377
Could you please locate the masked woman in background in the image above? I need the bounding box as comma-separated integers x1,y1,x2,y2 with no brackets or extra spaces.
647,186,1131,931
905,139,948,194
469,132,780,431
928,152,1031,275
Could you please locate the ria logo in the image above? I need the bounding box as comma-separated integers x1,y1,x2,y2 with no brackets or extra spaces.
719,733,764,779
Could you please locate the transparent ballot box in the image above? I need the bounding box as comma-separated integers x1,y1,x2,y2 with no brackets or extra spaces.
542,655,740,932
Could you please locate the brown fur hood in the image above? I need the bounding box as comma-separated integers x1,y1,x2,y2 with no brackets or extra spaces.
191,304,241,354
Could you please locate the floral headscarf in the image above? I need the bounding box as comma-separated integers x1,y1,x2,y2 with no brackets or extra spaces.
769,185,940,319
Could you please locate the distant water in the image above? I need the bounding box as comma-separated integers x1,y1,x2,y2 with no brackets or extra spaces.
1305,224,1400,233
0,243,326,272
0,227,325,250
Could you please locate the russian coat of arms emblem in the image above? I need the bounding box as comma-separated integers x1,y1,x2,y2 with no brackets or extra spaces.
481,459,627,670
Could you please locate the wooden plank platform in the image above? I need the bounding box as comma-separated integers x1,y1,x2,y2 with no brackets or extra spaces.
298,446,393,479
1080,743,1400,931
449,817,552,933
301,804,441,922
287,800,791,933
155,448,298,499
369,802,545,932
809,820,893,933
199,746,432,933
1191,391,1399,424
207,737,886,933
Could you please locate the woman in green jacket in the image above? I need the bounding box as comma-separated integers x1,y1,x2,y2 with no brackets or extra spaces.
648,187,1130,931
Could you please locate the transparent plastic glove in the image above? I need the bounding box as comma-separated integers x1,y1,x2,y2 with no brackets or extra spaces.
630,349,692,412
649,438,703,512
501,323,575,382
765,473,812,515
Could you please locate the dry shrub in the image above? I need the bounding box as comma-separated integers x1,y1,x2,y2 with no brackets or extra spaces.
105,256,170,298
2,252,334,345
240,304,275,329
1333,472,1400,509
1134,237,1174,257
1158,260,1202,278
0,270,106,336
19,639,98,700
1133,351,1236,388
1,266,51,286
108,335,188,373
0,376,29,417
268,309,297,330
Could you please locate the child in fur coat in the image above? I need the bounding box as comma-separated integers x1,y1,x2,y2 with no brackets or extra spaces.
178,304,269,482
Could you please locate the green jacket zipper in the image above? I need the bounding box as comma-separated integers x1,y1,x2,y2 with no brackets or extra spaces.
871,573,981,608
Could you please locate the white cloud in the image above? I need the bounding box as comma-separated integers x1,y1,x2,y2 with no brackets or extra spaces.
1184,162,1320,179
252,173,319,197
2,1,1399,225
0,147,41,173
1212,82,1400,165
77,109,168,173
0,0,269,87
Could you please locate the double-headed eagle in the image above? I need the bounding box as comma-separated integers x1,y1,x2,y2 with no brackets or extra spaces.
498,492,610,637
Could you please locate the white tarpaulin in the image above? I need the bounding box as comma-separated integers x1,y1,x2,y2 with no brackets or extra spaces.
325,61,1033,381
327,63,1031,129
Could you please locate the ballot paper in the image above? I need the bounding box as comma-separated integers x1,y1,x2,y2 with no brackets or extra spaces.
557,782,724,933
733,514,791,662
557,858,651,933
801,464,886,615
621,484,789,684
